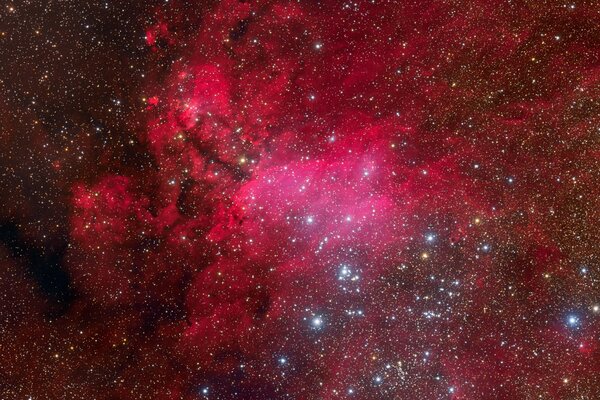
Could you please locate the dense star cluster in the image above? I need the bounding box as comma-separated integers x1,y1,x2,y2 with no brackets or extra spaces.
1,0,599,399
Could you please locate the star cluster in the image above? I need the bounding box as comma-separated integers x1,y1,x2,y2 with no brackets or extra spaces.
1,1,599,399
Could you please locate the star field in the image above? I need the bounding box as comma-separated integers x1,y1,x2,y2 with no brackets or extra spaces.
0,1,599,399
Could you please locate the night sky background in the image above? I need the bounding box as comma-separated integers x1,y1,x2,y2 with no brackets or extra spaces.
1,1,600,399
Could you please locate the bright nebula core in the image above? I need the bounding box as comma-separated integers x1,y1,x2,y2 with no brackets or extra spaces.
1,1,599,399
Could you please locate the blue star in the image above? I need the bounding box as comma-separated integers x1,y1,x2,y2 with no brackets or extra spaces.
567,315,580,327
